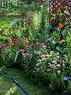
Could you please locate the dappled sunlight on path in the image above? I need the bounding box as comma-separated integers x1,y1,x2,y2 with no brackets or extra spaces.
5,85,17,95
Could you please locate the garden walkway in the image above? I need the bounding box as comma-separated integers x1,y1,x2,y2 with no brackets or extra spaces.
0,67,49,95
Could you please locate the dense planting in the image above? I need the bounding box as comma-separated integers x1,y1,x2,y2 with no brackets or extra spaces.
0,0,71,95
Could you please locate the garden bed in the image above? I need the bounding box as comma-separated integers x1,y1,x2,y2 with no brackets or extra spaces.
0,1,71,95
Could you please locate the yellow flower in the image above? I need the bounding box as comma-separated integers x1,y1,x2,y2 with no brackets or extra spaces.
25,38,29,44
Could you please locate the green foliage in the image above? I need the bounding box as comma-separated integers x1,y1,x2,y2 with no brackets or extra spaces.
0,1,71,95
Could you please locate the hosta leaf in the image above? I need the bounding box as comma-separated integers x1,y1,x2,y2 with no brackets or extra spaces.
55,43,64,54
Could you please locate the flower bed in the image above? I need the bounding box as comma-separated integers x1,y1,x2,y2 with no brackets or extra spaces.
0,1,71,95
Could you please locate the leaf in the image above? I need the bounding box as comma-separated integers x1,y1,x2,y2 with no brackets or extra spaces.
64,10,70,15
29,28,33,39
55,43,64,54
14,51,19,63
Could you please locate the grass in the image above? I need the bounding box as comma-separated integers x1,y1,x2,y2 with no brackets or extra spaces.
0,67,50,95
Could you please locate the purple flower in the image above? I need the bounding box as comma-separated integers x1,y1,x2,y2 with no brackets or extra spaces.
39,41,47,48
31,44,35,48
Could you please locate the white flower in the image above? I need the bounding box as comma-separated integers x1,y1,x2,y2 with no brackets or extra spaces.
52,60,57,64
42,57,47,61
54,65,57,69
48,63,51,65
34,51,41,55
36,63,40,67
57,70,61,74
49,64,53,68
56,64,61,68
38,59,42,62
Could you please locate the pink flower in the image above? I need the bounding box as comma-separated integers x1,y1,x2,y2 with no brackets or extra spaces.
0,44,6,48
39,41,47,48
21,51,29,57
41,44,47,48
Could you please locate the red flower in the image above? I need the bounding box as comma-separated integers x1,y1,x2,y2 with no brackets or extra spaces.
58,23,64,29
31,44,35,48
5,39,9,43
11,37,19,46
8,34,11,37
